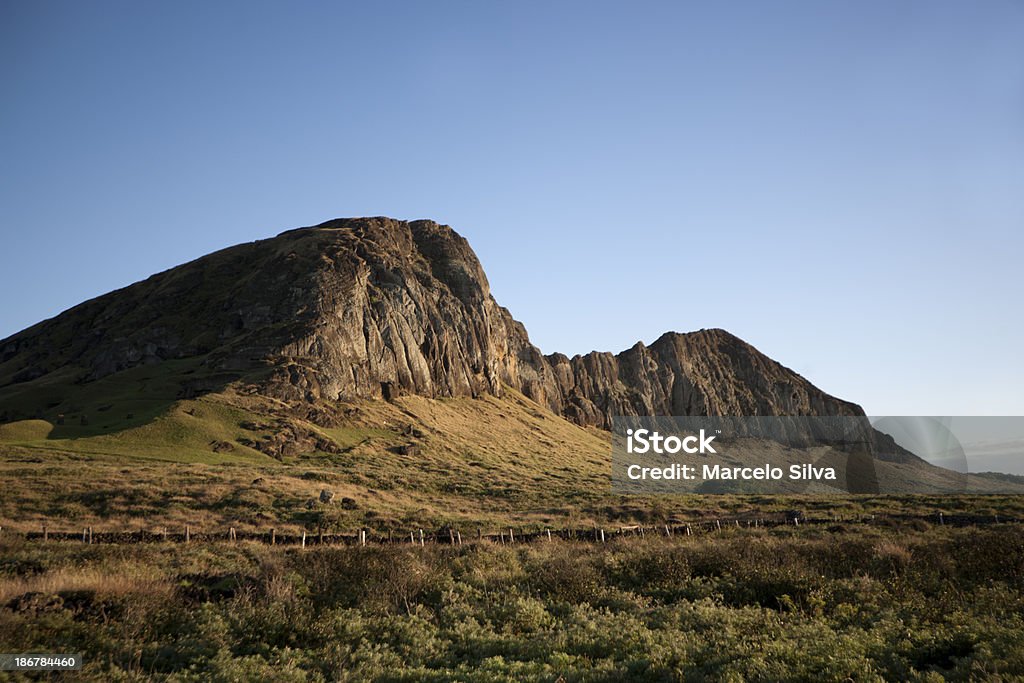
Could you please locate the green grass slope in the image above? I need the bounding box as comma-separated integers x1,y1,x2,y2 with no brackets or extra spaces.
3,363,1023,535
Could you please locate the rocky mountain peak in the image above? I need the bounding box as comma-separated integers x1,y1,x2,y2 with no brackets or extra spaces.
0,217,864,429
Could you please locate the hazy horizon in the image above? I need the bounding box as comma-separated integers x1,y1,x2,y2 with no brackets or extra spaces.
2,1,1022,417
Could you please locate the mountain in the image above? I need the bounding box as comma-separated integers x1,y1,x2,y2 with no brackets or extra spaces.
1,216,1019,532
0,217,861,429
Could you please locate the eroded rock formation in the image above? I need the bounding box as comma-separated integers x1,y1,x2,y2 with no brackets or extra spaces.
0,217,863,427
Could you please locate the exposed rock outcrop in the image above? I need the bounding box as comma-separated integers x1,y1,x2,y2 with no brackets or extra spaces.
0,217,863,427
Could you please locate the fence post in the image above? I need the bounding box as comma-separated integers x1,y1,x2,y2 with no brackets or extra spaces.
600,528,606,543
419,529,424,547
82,528,88,543
686,524,692,536
229,527,236,542
938,512,944,525
42,525,48,542
270,528,276,546
360,529,366,546
88,527,93,544
302,531,306,549
547,529,552,542
410,531,415,544
185,525,190,543
508,528,514,544
457,531,463,545
449,528,455,545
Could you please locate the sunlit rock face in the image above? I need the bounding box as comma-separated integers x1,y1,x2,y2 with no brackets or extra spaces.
0,217,863,428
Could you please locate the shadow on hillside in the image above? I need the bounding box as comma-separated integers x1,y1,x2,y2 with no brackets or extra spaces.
0,356,244,442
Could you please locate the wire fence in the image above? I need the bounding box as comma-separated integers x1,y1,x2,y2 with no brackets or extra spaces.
2,510,1018,547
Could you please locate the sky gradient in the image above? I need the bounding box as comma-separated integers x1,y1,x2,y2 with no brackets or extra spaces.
2,1,1022,416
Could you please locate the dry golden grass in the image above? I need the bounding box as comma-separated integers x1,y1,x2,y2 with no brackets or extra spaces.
873,539,914,570
0,561,172,604
5,385,1024,536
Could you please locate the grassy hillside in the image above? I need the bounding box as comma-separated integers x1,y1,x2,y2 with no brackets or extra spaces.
3,382,1024,536
3,355,1023,537
0,382,617,531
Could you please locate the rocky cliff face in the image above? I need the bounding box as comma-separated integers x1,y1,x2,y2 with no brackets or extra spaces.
537,330,864,427
0,217,863,427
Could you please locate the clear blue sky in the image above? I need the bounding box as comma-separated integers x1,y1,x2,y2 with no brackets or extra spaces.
2,1,1022,416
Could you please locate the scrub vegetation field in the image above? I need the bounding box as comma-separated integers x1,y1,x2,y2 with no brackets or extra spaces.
2,521,1023,681
4,385,1024,680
